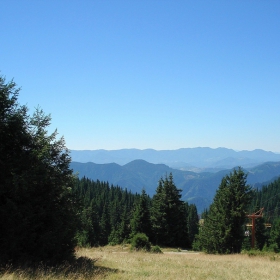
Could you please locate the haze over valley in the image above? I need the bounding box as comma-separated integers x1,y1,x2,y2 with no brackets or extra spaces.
70,147,280,171
71,147,280,212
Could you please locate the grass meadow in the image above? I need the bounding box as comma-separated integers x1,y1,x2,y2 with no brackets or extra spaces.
1,246,280,279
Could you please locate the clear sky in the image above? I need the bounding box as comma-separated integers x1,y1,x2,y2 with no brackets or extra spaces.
1,1,280,152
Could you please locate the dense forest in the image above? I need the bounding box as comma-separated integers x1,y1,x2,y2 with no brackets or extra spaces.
250,177,280,223
73,175,199,248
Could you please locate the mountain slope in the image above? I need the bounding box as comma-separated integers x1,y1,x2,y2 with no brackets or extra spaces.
70,160,280,213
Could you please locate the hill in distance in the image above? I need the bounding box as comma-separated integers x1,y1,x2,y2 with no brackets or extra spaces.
70,147,280,171
70,159,280,213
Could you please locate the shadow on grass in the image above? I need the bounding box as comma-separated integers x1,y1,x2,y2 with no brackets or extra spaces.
0,257,118,279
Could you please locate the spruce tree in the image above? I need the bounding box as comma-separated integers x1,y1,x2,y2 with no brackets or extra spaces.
269,218,280,252
99,203,111,245
255,215,268,250
186,203,199,247
130,189,151,237
197,167,252,254
150,178,168,244
151,174,188,247
0,76,78,265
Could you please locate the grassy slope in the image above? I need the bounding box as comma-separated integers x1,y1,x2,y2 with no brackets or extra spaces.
2,246,280,279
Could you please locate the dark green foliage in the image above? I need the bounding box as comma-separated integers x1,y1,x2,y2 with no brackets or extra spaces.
76,205,98,247
73,177,140,246
197,168,252,254
242,235,252,251
108,206,130,245
250,177,280,223
150,245,163,254
269,218,280,252
186,203,199,247
0,76,78,265
99,203,111,246
130,189,151,237
150,179,166,244
74,174,199,249
150,173,189,247
248,177,280,250
255,215,269,250
130,233,151,251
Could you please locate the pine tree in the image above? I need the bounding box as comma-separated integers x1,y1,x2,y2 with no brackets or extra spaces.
255,215,268,250
99,204,111,245
186,203,199,247
108,205,131,245
269,218,280,252
0,76,78,265
72,177,140,247
130,189,151,237
151,174,188,247
150,178,168,244
250,177,280,224
197,168,252,254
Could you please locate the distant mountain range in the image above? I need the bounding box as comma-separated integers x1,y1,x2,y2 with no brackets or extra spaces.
70,147,280,171
70,159,280,213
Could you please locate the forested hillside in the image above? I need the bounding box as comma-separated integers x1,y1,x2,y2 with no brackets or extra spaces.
73,178,139,246
73,175,199,248
250,177,280,222
71,160,280,212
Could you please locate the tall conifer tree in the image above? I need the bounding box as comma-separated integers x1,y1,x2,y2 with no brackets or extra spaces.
130,189,151,237
187,203,199,247
151,174,188,247
0,76,78,264
197,168,252,253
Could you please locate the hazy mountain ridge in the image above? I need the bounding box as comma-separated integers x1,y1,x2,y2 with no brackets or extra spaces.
70,147,280,170
70,160,280,212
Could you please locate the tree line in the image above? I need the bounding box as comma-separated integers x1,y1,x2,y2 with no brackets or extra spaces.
73,175,199,248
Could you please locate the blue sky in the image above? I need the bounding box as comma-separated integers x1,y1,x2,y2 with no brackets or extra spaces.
1,1,280,152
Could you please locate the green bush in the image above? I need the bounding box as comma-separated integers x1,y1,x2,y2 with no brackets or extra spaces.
192,237,202,251
75,231,91,248
108,229,123,246
268,243,279,253
130,233,151,251
150,245,163,254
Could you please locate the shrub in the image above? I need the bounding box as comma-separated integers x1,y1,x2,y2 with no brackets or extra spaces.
268,243,279,253
130,233,151,251
150,245,163,254
192,237,202,251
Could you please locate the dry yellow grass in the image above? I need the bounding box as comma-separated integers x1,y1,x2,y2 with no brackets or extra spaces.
76,246,280,280
1,246,280,280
